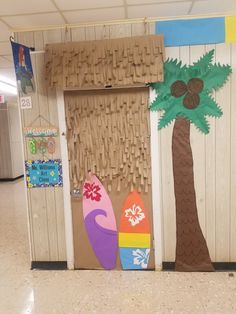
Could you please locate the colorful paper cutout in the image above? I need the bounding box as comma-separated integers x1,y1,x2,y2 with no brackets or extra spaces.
27,137,57,155
84,209,118,270
28,138,37,155
150,50,231,271
119,233,150,248
150,49,231,134
125,204,145,226
119,191,151,270
25,159,63,188
119,191,150,233
38,139,47,155
225,16,236,43
83,175,118,270
83,182,101,202
119,248,150,270
47,137,56,154
156,17,225,46
156,15,236,46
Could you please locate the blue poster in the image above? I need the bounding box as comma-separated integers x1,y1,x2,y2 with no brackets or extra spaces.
156,17,225,47
25,159,63,188
11,41,34,94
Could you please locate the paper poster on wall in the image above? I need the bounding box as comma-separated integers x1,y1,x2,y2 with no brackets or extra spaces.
119,191,151,270
150,49,231,271
11,40,34,95
156,17,225,46
25,159,63,188
225,16,236,43
156,16,236,47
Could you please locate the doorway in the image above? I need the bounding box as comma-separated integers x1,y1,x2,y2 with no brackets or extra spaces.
64,87,155,270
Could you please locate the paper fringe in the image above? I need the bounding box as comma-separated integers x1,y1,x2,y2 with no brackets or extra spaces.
65,88,151,193
45,35,164,89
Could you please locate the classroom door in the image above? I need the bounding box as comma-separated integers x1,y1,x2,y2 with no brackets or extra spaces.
64,88,155,270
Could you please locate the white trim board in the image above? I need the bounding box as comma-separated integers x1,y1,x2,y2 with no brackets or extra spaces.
17,95,33,263
149,87,163,270
56,89,74,270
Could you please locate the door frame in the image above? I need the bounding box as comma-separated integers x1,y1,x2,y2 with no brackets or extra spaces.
57,89,74,270
149,88,163,270
56,87,163,270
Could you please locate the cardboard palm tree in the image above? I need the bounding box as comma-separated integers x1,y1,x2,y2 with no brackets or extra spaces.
150,50,231,271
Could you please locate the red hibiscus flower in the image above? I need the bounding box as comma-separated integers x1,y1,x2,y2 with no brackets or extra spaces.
83,182,101,202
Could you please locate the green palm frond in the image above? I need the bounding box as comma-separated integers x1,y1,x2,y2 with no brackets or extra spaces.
150,49,232,134
164,59,188,83
200,93,223,118
191,114,210,134
150,93,172,111
164,58,185,75
182,110,210,134
151,58,186,92
202,63,232,92
189,49,214,75
158,106,180,129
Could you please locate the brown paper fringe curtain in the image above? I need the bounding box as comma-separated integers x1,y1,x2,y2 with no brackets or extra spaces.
64,88,151,193
45,35,164,89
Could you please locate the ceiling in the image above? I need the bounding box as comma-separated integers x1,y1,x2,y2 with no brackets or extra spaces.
1,0,236,97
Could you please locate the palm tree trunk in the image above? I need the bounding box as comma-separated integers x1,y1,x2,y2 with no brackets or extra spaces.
172,117,214,271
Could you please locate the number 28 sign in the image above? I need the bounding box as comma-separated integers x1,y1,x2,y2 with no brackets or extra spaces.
20,96,32,109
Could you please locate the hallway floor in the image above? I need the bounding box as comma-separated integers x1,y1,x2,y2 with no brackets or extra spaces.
0,180,236,314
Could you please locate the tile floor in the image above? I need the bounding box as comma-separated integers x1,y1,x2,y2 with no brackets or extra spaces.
0,180,236,314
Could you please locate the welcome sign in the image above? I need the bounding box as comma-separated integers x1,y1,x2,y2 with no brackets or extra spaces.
25,159,63,188
24,126,59,137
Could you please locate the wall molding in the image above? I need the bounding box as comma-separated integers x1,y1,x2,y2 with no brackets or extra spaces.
163,262,236,271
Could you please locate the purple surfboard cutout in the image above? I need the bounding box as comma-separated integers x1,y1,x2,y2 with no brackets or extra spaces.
84,209,118,270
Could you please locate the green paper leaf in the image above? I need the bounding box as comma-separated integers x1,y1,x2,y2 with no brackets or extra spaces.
200,93,223,118
190,49,214,75
150,81,162,90
164,58,184,75
151,59,189,100
189,112,210,134
150,99,169,111
202,63,232,92
158,106,179,129
150,93,172,111
150,49,232,135
151,60,183,95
